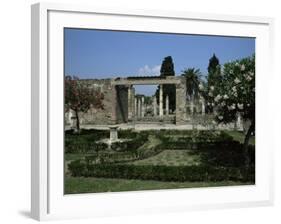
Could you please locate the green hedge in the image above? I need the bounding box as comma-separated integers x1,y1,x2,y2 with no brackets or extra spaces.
110,134,148,152
85,143,162,164
68,160,87,177
65,129,108,153
159,131,234,148
85,151,138,164
68,161,254,182
65,129,148,153
65,141,108,153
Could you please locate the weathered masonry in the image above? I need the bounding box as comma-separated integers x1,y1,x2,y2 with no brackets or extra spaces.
111,76,187,125
64,76,244,130
65,76,188,126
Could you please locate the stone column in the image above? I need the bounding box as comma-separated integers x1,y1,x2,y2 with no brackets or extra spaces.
132,87,135,119
134,95,137,119
136,97,138,118
165,95,169,115
141,96,145,117
201,97,205,115
236,112,242,130
159,84,163,117
190,94,194,115
175,81,187,125
68,109,73,125
127,85,133,121
111,85,117,124
138,97,141,118
153,96,157,116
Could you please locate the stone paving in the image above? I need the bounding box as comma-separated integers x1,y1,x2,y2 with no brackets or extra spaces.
65,122,241,131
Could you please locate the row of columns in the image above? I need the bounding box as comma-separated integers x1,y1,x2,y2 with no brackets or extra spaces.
128,84,171,120
155,84,169,117
134,96,145,118
189,95,206,115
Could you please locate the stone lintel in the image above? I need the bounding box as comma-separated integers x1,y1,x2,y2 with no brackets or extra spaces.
111,76,183,86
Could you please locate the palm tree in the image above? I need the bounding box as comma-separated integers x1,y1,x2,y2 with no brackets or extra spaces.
181,68,202,114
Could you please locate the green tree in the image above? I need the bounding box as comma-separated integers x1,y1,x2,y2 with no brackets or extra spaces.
207,54,221,85
181,68,202,114
155,56,176,111
210,55,255,166
160,56,175,76
65,76,104,133
206,54,222,112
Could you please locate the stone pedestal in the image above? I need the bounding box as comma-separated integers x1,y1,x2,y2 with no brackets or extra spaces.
109,125,118,142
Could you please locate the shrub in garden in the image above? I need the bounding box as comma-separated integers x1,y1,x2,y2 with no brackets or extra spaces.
110,133,148,152
78,163,255,182
85,151,138,164
68,160,87,177
85,141,162,165
65,141,108,153
65,129,108,153
118,129,137,139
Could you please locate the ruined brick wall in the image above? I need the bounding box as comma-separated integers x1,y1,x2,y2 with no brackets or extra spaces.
65,79,128,125
79,79,113,125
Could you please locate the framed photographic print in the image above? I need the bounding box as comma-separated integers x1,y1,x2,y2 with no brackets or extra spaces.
31,2,274,221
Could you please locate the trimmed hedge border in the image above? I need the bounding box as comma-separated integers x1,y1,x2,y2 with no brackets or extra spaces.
68,161,255,182
85,143,163,164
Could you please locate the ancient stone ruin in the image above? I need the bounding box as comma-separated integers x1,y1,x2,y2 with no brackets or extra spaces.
65,75,243,131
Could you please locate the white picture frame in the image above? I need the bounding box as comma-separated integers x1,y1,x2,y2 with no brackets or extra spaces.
31,2,274,221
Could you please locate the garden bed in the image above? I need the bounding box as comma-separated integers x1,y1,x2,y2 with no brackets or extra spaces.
66,129,255,184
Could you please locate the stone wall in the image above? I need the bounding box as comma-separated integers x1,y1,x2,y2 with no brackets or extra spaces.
81,79,113,125
116,85,128,123
65,79,114,125
175,77,187,124
65,79,130,126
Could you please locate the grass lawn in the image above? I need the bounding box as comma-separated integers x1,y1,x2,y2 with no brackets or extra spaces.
129,150,201,166
65,177,254,194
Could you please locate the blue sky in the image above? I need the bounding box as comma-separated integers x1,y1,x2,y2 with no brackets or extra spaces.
64,28,255,95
